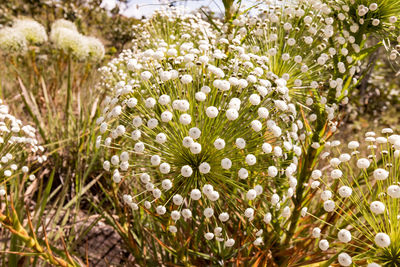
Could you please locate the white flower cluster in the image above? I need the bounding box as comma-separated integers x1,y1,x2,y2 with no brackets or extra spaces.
96,7,318,248
50,19,105,61
0,99,45,197
328,0,400,67
0,17,105,61
0,18,47,54
216,0,368,138
0,27,28,54
13,19,48,44
307,129,400,266
328,0,400,34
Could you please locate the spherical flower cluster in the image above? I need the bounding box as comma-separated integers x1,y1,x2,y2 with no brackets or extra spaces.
13,19,48,44
0,27,27,54
0,99,45,196
50,19,105,61
51,19,78,32
306,129,400,266
95,8,316,248
50,24,88,60
85,36,105,62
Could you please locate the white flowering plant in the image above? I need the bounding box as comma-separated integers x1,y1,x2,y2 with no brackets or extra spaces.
0,99,44,194
0,99,83,267
304,129,400,266
97,17,303,262
0,16,107,266
91,0,400,264
94,2,364,264
2,0,400,266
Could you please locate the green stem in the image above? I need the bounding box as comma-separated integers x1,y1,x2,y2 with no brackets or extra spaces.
282,106,328,248
65,54,72,135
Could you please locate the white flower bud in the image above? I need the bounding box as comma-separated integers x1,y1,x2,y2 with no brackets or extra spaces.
171,210,181,221
236,138,246,149
156,205,166,215
268,166,278,177
370,201,385,214
321,190,332,201
206,106,218,118
373,168,389,180
181,74,193,84
357,158,370,169
323,200,335,212
338,186,352,198
375,232,391,248
238,168,249,179
189,127,201,139
225,238,235,247
172,194,183,205
338,252,352,266
251,120,262,132
246,189,257,200
190,189,201,200
244,208,254,218
319,239,329,251
221,158,232,169
161,179,172,190
190,142,202,154
159,162,170,174
271,194,280,205
161,111,173,122
219,212,229,222
199,162,211,174
204,232,214,240
150,155,161,166
226,108,239,120
214,138,225,150
338,229,352,243
387,185,400,198
312,227,321,238
331,169,343,179
311,170,322,179
262,143,272,153
245,154,256,165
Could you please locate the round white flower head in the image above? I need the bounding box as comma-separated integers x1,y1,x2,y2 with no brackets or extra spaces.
373,168,389,180
50,27,89,59
375,233,391,248
319,239,329,251
370,201,385,215
387,185,400,198
338,229,352,243
338,252,352,266
84,36,105,62
0,27,27,54
338,186,352,198
356,158,370,169
13,19,48,44
51,19,78,32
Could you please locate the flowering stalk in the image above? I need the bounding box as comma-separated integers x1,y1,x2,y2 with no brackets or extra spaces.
307,129,400,266
65,53,72,135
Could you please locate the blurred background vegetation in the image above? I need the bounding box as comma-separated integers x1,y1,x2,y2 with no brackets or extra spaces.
0,0,141,266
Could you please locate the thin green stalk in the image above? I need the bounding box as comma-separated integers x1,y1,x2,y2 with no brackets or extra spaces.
65,53,72,135
281,108,328,251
